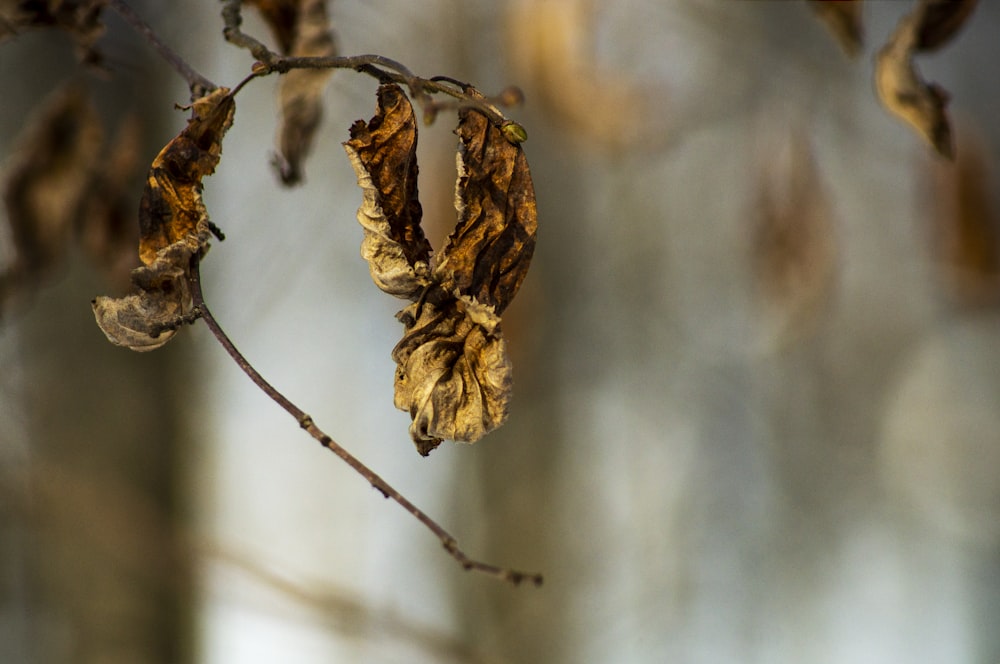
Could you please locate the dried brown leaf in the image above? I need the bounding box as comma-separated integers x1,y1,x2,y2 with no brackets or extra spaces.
345,86,538,453
432,99,538,315
392,299,512,456
344,83,431,299
808,0,864,57
1,84,102,314
875,0,960,158
247,0,337,185
93,87,235,351
0,0,106,66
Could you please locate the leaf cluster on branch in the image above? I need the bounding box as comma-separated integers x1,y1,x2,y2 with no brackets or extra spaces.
1,0,541,585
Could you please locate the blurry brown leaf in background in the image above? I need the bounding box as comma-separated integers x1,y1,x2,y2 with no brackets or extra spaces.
78,111,143,289
808,0,864,57
0,0,106,65
914,0,979,51
505,0,660,149
875,0,977,159
345,84,537,454
93,87,235,351
247,0,337,185
751,132,838,347
1,84,102,314
927,123,1000,306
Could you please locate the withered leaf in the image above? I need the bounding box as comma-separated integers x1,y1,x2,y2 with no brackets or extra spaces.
93,87,235,351
875,0,963,159
345,85,538,454
344,83,431,300
0,0,106,66
392,298,512,456
247,0,337,185
1,84,102,315
808,0,864,57
432,97,538,315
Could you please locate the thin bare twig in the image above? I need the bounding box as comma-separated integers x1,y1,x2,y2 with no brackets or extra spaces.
219,0,516,127
106,0,216,99
186,257,543,587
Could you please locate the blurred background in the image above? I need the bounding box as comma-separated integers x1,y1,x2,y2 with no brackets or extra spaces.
2,1,999,662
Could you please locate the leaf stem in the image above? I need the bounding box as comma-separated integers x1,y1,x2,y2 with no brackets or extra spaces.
186,257,542,587
106,0,217,99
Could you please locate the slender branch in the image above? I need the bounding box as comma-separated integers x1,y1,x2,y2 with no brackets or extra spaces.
106,0,216,99
186,257,543,587
219,0,515,127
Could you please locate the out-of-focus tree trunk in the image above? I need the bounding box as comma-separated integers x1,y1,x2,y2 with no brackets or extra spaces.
0,4,198,662
445,2,1000,662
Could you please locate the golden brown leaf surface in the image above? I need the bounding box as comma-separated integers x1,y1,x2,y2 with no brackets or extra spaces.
344,84,538,453
93,88,235,351
874,0,974,158
433,100,538,314
392,298,512,456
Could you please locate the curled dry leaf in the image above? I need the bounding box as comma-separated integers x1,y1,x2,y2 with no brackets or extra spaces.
92,87,235,351
344,84,537,454
392,298,512,456
1,85,102,315
433,98,538,314
247,0,337,185
808,0,864,57
0,0,106,65
874,0,975,159
344,83,431,299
